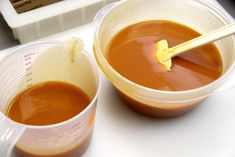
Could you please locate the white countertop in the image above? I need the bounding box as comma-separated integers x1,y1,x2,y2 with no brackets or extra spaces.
0,22,235,157
1,0,235,154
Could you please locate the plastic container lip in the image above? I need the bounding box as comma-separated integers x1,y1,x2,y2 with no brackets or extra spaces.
0,41,102,129
94,0,235,97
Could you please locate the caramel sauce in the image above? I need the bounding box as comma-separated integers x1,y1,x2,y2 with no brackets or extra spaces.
107,20,222,91
7,81,90,126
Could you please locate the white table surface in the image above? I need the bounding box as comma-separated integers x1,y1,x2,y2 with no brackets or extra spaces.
1,4,235,157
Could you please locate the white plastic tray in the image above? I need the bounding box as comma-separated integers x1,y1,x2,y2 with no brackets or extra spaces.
0,0,117,43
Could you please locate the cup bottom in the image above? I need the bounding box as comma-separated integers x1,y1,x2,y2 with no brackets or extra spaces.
118,91,203,118
13,130,93,157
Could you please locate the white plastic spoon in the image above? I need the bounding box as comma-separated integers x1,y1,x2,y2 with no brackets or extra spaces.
154,23,235,71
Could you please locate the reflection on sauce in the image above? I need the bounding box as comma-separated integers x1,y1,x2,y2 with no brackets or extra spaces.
7,81,90,126
107,20,222,91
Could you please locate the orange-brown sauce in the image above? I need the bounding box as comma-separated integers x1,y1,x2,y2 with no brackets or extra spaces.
107,20,222,91
7,81,90,126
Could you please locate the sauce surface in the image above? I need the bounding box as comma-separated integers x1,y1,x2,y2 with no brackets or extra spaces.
107,20,222,91
7,81,90,125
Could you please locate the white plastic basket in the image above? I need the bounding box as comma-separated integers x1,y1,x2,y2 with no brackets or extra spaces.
0,0,117,43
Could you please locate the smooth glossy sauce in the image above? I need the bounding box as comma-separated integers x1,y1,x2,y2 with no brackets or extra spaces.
7,81,90,126
107,20,222,91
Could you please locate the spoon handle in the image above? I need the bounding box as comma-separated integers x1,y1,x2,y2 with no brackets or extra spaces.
169,23,235,58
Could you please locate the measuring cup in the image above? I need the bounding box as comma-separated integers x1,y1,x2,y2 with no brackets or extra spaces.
93,0,235,117
0,41,101,157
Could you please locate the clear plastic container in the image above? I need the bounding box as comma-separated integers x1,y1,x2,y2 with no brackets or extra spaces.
93,0,235,117
0,41,101,157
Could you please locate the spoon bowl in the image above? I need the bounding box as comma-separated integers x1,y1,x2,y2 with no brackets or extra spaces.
154,23,235,71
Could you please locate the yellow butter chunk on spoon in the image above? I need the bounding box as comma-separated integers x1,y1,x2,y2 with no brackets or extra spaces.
154,22,235,71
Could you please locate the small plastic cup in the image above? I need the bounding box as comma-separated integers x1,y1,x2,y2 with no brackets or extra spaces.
0,41,101,157
93,0,235,117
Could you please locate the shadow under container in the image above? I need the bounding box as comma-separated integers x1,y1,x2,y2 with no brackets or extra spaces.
0,41,101,157
93,0,235,117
